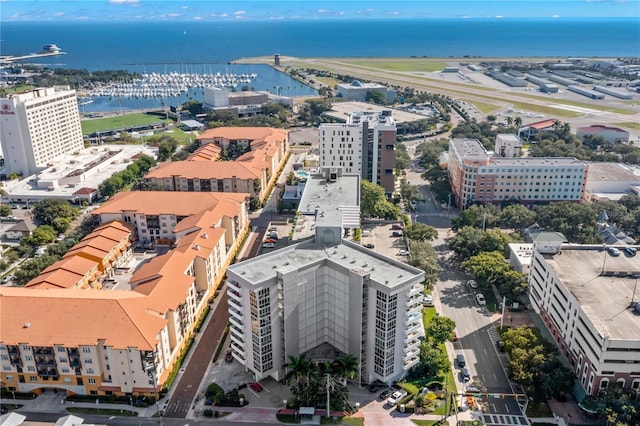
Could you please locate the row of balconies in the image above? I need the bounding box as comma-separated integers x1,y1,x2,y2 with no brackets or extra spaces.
35,357,56,366
33,347,53,355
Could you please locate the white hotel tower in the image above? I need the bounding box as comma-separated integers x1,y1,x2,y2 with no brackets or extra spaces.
226,169,425,385
1,87,84,176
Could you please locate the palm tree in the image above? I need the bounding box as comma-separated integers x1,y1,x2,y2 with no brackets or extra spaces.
332,354,359,383
506,116,514,127
284,355,316,404
514,116,523,128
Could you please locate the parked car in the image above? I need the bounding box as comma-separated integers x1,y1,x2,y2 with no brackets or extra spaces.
467,279,478,289
398,250,409,256
392,231,403,237
225,350,233,363
267,233,278,240
461,368,471,382
607,247,621,257
368,381,386,393
624,246,637,256
387,390,408,406
475,294,486,306
249,382,263,392
363,243,375,249
262,243,276,249
264,238,277,244
379,388,394,400
391,223,404,230
423,294,434,306
1,274,13,284
456,354,466,368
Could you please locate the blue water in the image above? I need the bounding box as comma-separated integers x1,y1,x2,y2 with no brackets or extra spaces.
1,19,639,112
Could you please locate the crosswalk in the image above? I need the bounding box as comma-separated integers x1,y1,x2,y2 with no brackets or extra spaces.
483,413,529,425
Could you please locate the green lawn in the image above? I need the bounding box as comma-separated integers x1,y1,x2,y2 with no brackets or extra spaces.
613,122,640,131
341,417,365,426
413,421,449,426
81,113,173,135
526,400,553,417
157,127,199,144
337,59,449,73
0,85,35,97
66,407,138,416
466,100,501,114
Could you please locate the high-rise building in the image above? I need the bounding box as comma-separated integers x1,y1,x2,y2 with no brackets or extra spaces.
0,87,84,176
448,137,588,209
226,169,424,385
319,111,396,196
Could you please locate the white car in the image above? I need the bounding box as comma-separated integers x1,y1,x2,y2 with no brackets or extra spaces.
475,294,486,306
386,390,408,406
398,250,409,256
262,243,276,249
423,295,434,306
467,280,478,289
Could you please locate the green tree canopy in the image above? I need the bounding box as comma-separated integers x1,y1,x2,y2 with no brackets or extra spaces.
33,199,76,226
360,180,399,220
406,222,438,242
534,202,599,243
427,315,457,346
462,250,511,288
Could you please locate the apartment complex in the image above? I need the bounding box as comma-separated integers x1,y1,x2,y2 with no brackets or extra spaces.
448,137,588,209
528,239,640,395
0,192,249,397
0,87,84,176
145,127,289,203
91,191,249,244
227,171,425,385
319,111,397,196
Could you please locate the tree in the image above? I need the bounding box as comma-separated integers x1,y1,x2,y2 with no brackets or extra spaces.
0,205,11,217
499,204,537,229
448,226,487,259
514,116,522,128
25,225,57,246
32,199,76,226
416,342,451,379
462,251,511,288
360,180,399,220
399,182,423,203
332,354,359,382
427,315,457,346
395,143,411,171
406,222,438,242
409,240,441,287
534,202,599,243
366,90,387,105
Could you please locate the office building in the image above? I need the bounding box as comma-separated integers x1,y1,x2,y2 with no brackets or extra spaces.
528,238,640,395
577,125,630,144
319,111,396,196
0,87,84,176
448,138,588,209
226,170,425,385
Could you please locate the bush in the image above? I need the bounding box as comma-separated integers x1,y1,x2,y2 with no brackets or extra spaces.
205,383,224,401
203,409,214,417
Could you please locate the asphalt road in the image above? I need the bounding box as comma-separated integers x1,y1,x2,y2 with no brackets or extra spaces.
16,411,257,425
163,293,229,418
410,170,523,418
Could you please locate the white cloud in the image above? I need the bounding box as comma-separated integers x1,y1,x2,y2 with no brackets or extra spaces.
495,15,504,18
552,14,560,18
269,15,284,20
317,9,329,13
193,16,202,20
181,6,189,9
234,10,246,16
109,0,139,4
460,15,471,19
73,16,89,20
219,13,228,17
161,13,180,18
53,11,65,16
385,11,401,15
338,11,344,15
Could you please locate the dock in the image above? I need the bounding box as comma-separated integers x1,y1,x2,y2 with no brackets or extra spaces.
0,51,66,65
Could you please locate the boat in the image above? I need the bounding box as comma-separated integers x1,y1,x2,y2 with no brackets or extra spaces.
43,44,61,52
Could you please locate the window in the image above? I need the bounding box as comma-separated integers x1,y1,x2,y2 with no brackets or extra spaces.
384,168,393,175
88,378,96,384
30,376,38,382
82,347,91,353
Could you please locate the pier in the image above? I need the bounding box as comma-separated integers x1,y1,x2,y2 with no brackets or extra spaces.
0,51,66,65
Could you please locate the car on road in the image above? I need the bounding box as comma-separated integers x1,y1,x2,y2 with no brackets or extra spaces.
467,279,478,289
363,243,375,249
367,381,386,393
262,243,276,249
391,224,404,230
451,330,458,342
1,274,13,284
397,250,409,256
386,390,408,406
475,294,486,306
392,231,403,237
249,382,263,392
624,246,637,256
456,354,466,368
264,238,277,244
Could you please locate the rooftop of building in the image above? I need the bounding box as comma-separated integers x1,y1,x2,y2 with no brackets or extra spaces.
496,134,523,143
322,101,428,125
298,171,360,228
577,125,629,134
523,119,559,130
338,80,387,89
489,156,585,167
0,287,163,350
228,238,424,289
585,162,640,183
1,145,157,202
196,126,288,143
145,160,261,180
541,245,640,341
91,191,248,217
508,243,534,264
450,138,489,161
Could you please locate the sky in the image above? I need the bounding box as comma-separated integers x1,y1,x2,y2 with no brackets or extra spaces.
1,0,639,21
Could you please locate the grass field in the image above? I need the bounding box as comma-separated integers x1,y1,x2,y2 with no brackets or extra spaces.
80,113,172,135
467,100,501,114
158,128,199,144
0,85,35,97
315,76,341,88
338,59,449,73
614,122,640,130
413,420,449,426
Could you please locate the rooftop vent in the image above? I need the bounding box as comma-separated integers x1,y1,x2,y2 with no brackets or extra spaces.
194,244,200,250
23,322,31,328
202,233,208,239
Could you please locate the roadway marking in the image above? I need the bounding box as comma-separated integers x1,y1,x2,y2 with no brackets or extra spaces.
483,348,488,356
261,383,271,393
506,404,510,413
493,373,498,381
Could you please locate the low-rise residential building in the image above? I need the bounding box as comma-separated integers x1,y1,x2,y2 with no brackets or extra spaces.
227,170,425,385
90,191,249,244
145,127,289,204
25,256,101,290
517,118,558,140
448,138,588,209
5,218,36,240
528,239,640,396
0,192,250,397
577,125,630,144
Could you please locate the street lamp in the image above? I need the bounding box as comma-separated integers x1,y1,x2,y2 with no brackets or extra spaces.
145,350,162,424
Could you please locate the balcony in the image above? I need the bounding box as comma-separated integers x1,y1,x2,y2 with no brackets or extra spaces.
228,289,242,302
406,285,422,299
404,331,421,344
229,306,242,318
8,346,19,355
68,349,79,357
406,339,421,352
227,280,240,291
229,315,243,330
9,356,22,365
405,313,421,327
406,303,422,316
406,321,423,335
404,356,420,369
230,333,244,348
228,297,242,312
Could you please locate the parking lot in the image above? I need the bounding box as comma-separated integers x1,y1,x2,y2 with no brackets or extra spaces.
360,221,410,262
